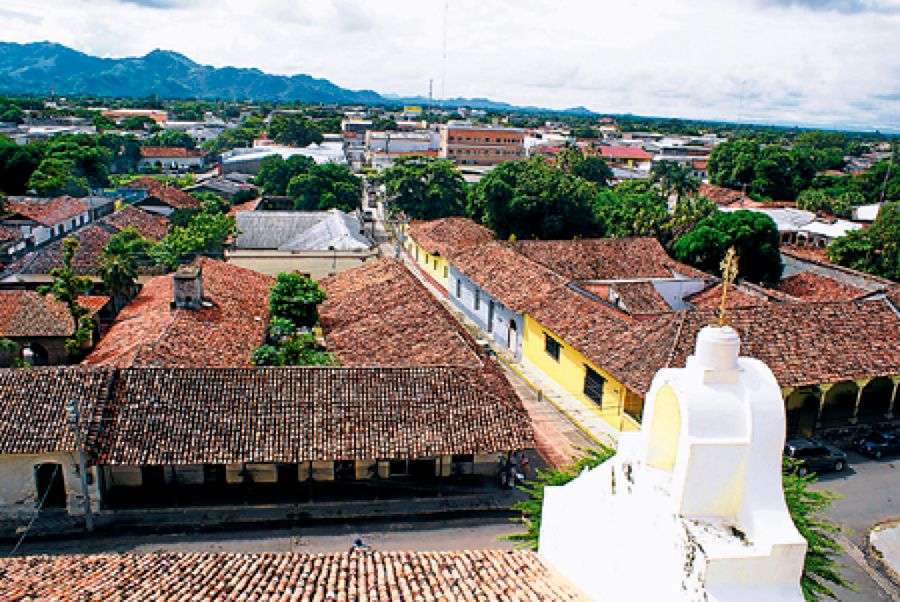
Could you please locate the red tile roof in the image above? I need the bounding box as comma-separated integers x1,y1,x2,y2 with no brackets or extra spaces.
596,146,652,160
0,550,586,601
511,237,709,282
141,186,203,210
94,364,534,465
407,218,496,258
685,283,771,310
0,224,23,242
698,184,794,209
120,176,164,190
82,258,273,368
3,206,169,277
228,197,262,215
7,196,89,227
781,247,897,291
139,146,207,158
775,271,869,302
0,291,108,338
607,281,672,315
0,367,114,455
449,241,567,313
320,259,485,367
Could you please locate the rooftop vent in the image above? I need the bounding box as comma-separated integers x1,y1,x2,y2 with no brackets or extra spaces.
173,265,203,310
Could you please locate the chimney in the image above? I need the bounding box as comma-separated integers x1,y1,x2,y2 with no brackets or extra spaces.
173,265,203,309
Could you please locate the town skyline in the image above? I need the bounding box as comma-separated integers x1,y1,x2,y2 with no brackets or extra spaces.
3,0,900,132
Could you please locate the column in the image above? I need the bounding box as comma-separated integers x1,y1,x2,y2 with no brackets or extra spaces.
850,378,872,424
887,376,900,420
815,382,835,428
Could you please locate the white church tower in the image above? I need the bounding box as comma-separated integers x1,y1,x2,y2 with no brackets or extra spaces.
539,322,807,601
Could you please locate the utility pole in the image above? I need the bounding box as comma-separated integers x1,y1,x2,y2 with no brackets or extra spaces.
66,401,94,532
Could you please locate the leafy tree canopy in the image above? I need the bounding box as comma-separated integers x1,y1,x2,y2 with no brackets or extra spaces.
673,209,783,283
145,130,196,149
0,136,42,195
149,209,236,270
255,154,316,196
268,114,324,147
37,239,94,357
707,139,817,201
268,272,327,328
826,201,900,281
384,155,467,220
288,163,361,213
121,115,157,131
467,157,606,240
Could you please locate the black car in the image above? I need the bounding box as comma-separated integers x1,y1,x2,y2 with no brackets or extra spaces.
784,438,847,476
855,431,900,459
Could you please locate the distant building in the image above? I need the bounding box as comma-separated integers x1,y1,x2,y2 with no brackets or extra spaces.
3,196,91,248
137,147,208,172
439,123,526,166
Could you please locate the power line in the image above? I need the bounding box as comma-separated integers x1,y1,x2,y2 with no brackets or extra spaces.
6,463,61,557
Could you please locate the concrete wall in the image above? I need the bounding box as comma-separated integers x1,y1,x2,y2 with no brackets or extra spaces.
523,314,640,432
225,248,380,280
447,265,523,360
0,452,101,519
405,238,450,294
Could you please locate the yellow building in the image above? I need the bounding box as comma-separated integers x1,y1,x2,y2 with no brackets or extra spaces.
405,217,496,296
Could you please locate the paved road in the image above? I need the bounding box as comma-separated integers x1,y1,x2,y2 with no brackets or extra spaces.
10,518,521,557
810,450,900,601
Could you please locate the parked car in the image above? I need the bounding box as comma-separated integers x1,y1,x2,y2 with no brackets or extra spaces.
783,438,847,476
855,431,900,459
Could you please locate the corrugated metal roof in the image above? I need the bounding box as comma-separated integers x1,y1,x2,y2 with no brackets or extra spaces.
234,210,371,250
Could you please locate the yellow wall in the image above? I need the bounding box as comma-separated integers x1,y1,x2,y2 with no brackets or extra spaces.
406,238,450,291
523,314,640,432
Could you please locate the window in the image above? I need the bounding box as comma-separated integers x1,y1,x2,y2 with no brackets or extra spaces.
334,460,355,480
584,366,606,408
203,464,225,484
456,278,462,298
443,265,448,278
142,466,166,485
487,300,495,333
474,289,480,311
434,258,438,270
544,333,561,361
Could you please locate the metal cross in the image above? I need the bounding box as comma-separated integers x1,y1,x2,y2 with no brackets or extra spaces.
713,247,739,327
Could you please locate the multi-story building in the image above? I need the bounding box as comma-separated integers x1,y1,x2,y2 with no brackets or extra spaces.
439,123,526,166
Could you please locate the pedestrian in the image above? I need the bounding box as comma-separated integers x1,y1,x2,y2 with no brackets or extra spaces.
518,454,529,479
350,537,366,553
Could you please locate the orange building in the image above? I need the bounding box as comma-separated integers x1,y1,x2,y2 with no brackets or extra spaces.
439,124,525,166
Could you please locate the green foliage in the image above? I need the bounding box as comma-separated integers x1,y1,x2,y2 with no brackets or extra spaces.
92,113,117,132
0,105,25,124
594,180,669,239
652,161,700,202
708,139,817,201
0,137,42,194
571,155,613,187
795,189,859,219
97,133,142,174
384,155,467,220
504,446,614,549
268,114,324,147
231,187,260,205
288,163,362,212
37,239,94,358
121,115,157,131
150,211,236,269
145,130,196,149
250,333,335,366
96,252,137,297
783,459,853,600
374,117,398,131
468,157,606,240
572,126,598,139
0,338,26,368
673,210,783,283
268,272,327,329
255,155,316,196
105,226,157,266
826,201,900,281
27,134,112,195
267,315,296,341
203,126,259,155
27,157,89,197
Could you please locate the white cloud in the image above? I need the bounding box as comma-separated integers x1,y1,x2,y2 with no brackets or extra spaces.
1,0,900,130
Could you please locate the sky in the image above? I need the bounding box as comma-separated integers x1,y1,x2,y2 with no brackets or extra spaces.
2,0,900,132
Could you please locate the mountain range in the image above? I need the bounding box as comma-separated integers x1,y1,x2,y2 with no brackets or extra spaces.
0,41,594,115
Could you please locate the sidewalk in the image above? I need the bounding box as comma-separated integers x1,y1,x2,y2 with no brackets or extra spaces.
870,522,900,591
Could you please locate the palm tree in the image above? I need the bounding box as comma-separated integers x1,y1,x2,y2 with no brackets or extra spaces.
652,162,699,206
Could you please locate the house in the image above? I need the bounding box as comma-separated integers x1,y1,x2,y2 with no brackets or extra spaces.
0,550,582,601
0,225,25,263
138,147,207,172
3,196,91,248
0,291,110,366
590,145,653,168
439,123,526,166
131,185,203,217
1,205,169,287
781,245,897,293
183,173,256,201
82,258,273,368
226,209,377,279
404,217,496,294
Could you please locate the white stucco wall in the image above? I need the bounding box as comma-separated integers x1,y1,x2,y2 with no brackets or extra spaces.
447,267,523,359
0,453,101,519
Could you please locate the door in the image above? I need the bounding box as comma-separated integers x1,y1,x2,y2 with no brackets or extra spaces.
584,366,606,409
35,463,66,508
487,301,495,333
507,320,518,353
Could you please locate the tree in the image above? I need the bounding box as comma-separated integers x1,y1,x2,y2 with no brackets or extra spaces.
707,139,816,201
105,226,157,267
27,157,89,197
255,154,315,196
250,333,335,366
374,117,398,131
150,211,236,269
145,130,196,149
37,239,94,358
0,137,42,194
594,180,669,239
287,163,362,212
827,201,900,282
121,116,158,131
572,155,614,187
467,157,606,240
92,113,117,132
662,194,718,249
96,253,137,308
268,272,327,328
232,187,260,205
673,210,783,283
97,133,142,174
652,162,699,204
268,114,324,147
383,155,467,220
505,448,851,601
202,127,258,155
